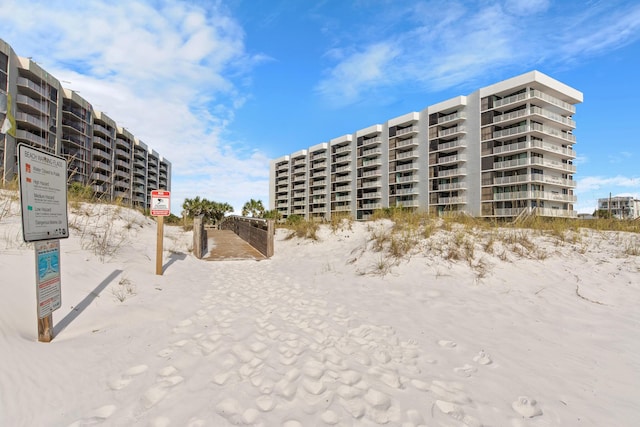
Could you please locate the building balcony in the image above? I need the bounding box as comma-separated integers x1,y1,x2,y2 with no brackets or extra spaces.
436,168,467,178
16,77,47,97
361,179,381,188
91,172,110,183
358,191,382,199
493,207,527,217
491,140,575,158
490,90,575,114
362,159,382,167
16,94,48,115
335,165,351,173
360,202,382,210
332,204,352,212
311,161,327,169
435,138,467,151
333,174,351,182
361,169,381,178
435,154,466,165
434,181,467,191
395,199,420,207
93,123,112,136
394,187,418,196
395,125,419,137
492,191,576,203
333,145,351,154
437,111,466,125
438,125,466,138
395,162,417,172
91,160,110,170
395,137,418,149
15,111,47,130
92,147,111,160
395,150,418,160
361,147,382,156
437,196,466,205
396,174,419,183
361,136,382,146
15,129,47,146
491,173,575,187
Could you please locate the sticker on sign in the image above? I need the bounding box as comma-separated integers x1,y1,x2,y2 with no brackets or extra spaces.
151,190,171,216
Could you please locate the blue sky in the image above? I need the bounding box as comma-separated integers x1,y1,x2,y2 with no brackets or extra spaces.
1,0,639,215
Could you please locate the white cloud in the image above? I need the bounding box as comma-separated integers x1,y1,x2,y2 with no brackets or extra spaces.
314,1,640,105
577,175,640,193
0,0,270,213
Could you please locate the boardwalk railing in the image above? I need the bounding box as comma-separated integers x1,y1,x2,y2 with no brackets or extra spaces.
219,216,275,258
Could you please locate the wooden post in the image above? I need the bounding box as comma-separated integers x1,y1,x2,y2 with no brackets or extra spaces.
156,215,164,275
38,314,53,342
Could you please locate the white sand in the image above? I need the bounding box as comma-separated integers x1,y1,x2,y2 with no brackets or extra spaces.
1,191,639,426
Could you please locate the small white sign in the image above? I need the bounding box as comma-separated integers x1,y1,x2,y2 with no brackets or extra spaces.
151,189,170,216
18,144,69,242
35,239,62,319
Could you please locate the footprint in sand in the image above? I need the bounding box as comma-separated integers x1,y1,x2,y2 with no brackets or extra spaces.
435,400,482,427
108,364,148,390
512,396,543,418
473,350,492,365
453,364,477,378
142,366,184,409
438,340,457,348
67,405,117,426
430,380,471,404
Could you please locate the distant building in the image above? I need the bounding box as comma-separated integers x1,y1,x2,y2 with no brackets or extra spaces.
270,70,582,221
0,38,170,210
597,196,640,219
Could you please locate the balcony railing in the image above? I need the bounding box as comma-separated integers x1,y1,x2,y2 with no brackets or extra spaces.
438,126,466,137
362,147,382,156
361,180,381,188
396,126,418,136
360,202,382,210
437,154,466,165
437,111,466,124
436,168,467,178
492,191,576,203
395,163,417,172
434,181,466,191
395,137,418,149
436,139,466,151
361,169,381,178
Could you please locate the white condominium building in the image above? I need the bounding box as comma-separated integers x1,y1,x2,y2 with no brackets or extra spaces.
270,70,582,221
0,38,170,210
597,196,640,219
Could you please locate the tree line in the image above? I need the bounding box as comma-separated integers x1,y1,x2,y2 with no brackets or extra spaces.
181,197,280,224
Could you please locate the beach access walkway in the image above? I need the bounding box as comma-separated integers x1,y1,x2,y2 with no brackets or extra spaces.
203,229,266,261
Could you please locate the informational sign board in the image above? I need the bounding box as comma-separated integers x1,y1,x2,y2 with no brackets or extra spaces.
18,143,69,242
34,239,62,319
151,189,170,216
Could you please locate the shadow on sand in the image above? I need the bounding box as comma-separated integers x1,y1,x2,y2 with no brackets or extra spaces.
54,269,123,336
163,252,187,273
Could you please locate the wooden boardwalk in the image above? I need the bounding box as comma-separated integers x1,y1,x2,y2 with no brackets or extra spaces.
203,229,266,261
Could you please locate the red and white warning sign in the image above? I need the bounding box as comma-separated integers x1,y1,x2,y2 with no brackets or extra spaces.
151,190,171,216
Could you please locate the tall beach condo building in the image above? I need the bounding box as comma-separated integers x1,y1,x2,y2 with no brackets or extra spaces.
270,70,582,221
0,38,170,210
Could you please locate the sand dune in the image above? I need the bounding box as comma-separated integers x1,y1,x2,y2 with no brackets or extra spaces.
1,192,638,426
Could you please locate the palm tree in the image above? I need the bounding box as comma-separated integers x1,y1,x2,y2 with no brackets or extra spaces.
183,197,234,224
241,198,265,218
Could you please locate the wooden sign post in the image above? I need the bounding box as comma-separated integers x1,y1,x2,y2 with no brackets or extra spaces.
17,144,69,342
151,190,170,275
